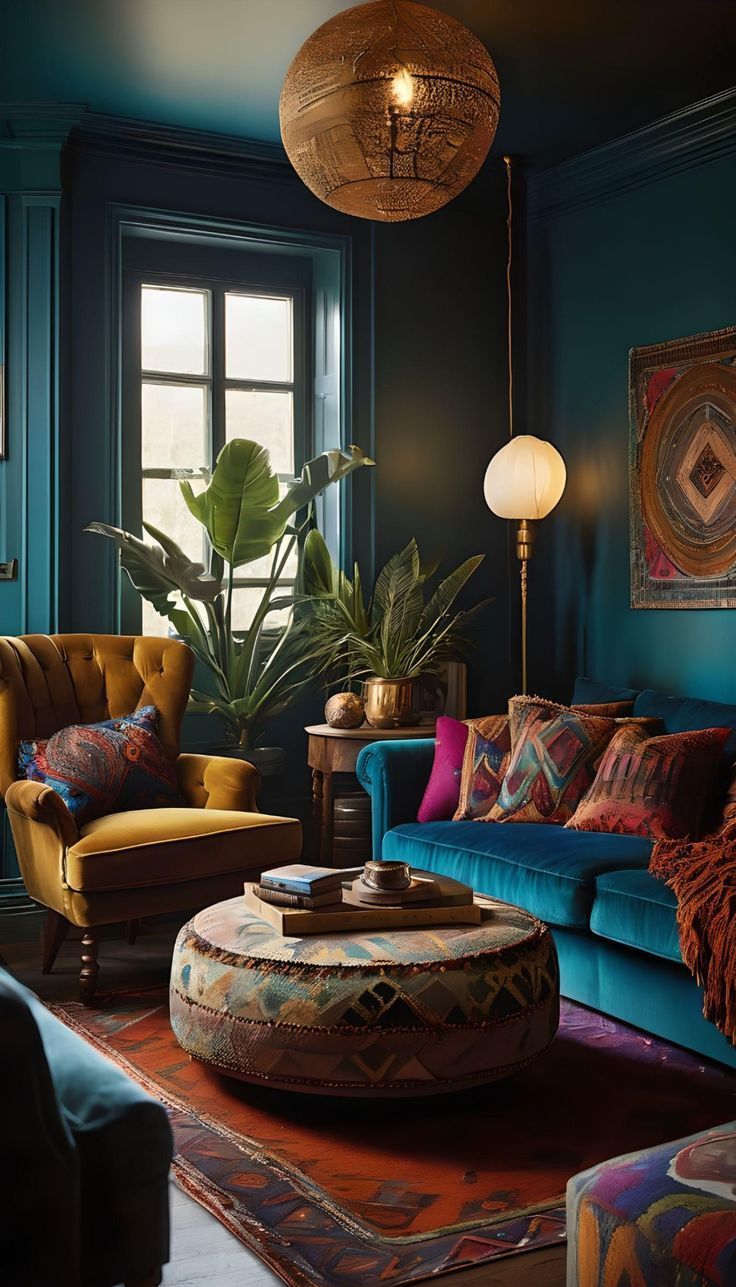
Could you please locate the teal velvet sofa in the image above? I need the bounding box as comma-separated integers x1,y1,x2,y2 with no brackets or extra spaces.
0,965,172,1286
356,678,736,1071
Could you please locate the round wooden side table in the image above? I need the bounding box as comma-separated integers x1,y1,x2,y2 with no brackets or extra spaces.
305,723,435,865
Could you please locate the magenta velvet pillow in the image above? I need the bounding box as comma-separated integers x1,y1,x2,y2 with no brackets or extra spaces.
417,716,470,823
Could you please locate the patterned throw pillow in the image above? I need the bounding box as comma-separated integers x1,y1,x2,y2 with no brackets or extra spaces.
567,724,731,840
453,715,512,821
572,700,635,718
18,705,183,825
490,697,618,825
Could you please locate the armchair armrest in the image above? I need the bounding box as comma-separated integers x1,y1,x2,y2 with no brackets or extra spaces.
356,738,436,858
176,752,261,812
5,779,80,847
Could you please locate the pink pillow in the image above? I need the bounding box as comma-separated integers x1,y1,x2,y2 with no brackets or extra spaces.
417,716,470,823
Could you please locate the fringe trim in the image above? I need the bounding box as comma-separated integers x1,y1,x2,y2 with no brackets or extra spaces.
650,823,736,1046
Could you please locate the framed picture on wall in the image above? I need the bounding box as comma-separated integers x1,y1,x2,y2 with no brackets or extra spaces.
629,325,736,609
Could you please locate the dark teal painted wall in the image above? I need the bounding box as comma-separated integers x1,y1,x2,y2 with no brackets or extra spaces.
526,132,736,704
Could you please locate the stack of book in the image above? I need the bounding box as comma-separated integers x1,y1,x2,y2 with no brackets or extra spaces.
246,864,487,935
254,864,361,910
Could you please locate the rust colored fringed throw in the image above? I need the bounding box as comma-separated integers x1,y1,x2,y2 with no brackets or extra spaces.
651,824,736,1045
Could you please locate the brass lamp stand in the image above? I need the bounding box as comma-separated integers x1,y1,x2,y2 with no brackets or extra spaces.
516,519,535,696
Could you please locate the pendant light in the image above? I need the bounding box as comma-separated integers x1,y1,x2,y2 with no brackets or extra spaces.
279,0,500,222
483,158,566,694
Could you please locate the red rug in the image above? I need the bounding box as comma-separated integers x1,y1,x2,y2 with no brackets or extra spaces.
51,992,736,1286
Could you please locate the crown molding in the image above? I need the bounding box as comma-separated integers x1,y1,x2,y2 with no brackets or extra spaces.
527,85,736,222
0,103,87,143
70,111,296,185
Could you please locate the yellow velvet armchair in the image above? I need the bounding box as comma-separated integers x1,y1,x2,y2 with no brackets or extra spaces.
0,634,302,1003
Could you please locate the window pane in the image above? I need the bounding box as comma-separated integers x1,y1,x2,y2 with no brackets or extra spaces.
226,389,294,474
225,294,292,382
142,286,207,375
142,383,207,469
142,477,205,562
230,586,291,633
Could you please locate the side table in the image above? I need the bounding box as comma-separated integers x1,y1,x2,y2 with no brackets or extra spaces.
305,723,435,864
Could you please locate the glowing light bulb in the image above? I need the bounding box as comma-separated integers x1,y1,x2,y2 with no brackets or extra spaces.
391,67,414,107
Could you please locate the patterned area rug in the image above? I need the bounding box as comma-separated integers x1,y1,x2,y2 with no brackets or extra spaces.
50,993,736,1287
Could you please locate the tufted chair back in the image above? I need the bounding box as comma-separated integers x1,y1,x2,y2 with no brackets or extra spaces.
0,634,195,797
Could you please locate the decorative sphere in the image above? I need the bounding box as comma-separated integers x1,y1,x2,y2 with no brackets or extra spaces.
325,692,366,729
279,0,500,222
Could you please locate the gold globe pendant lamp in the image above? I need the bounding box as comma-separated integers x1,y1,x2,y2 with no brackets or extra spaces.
279,0,500,222
484,159,566,694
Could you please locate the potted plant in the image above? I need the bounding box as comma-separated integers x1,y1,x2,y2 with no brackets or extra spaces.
87,439,373,766
302,531,490,727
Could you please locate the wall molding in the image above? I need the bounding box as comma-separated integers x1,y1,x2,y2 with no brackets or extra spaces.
527,85,736,221
71,110,296,185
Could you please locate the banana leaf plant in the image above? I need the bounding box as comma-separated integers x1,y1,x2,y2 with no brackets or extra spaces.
87,439,374,749
301,531,491,682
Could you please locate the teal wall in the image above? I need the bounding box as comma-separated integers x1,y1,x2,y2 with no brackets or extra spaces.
526,91,736,704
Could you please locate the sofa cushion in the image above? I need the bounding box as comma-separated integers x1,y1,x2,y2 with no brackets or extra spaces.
65,807,302,892
573,676,641,705
634,688,736,760
590,868,682,963
382,820,653,928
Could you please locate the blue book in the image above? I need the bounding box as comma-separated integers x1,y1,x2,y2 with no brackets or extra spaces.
260,864,357,896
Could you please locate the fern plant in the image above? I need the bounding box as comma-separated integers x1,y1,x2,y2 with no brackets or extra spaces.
302,532,490,681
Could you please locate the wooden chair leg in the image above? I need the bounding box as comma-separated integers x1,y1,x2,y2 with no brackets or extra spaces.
41,910,69,974
79,931,99,1006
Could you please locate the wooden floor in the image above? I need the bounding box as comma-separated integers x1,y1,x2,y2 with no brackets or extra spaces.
0,911,566,1287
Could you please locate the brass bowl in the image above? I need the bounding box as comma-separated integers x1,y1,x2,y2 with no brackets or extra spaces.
361,861,412,891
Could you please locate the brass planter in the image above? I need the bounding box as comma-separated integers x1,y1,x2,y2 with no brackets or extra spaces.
362,677,418,728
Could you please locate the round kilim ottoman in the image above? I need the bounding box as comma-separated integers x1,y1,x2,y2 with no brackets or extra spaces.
169,895,559,1096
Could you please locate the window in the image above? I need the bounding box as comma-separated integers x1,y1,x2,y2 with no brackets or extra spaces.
130,272,305,637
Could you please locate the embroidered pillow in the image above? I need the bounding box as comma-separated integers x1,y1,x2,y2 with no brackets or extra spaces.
572,700,635,718
490,697,618,825
18,705,183,825
417,716,471,823
567,724,731,840
453,715,512,821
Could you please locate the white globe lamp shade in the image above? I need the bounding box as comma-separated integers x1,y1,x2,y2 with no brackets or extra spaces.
483,435,566,520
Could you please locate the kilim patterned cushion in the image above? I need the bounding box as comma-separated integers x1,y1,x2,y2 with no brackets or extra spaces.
567,1122,736,1287
490,697,618,826
567,723,731,840
453,714,511,820
170,892,560,1097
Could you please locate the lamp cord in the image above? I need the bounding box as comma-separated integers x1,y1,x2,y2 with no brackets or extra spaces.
504,154,513,439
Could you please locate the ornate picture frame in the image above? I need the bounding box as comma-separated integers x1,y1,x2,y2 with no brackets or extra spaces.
629,325,736,609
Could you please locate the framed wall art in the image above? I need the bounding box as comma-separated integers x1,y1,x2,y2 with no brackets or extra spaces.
629,325,736,609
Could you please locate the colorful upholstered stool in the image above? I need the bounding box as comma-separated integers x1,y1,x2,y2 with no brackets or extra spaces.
169,894,559,1096
567,1121,736,1285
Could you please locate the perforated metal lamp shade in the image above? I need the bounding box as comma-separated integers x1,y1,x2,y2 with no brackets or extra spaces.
279,0,500,222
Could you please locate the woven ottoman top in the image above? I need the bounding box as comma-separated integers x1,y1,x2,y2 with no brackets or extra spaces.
184,892,545,969
170,890,559,1095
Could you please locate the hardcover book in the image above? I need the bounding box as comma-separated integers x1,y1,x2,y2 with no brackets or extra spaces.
260,864,358,896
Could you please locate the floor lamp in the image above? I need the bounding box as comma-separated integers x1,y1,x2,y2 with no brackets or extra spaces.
483,157,566,695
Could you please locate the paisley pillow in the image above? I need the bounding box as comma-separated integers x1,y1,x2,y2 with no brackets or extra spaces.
18,705,183,825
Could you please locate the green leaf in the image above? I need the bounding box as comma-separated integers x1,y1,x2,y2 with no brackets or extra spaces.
86,522,222,611
302,529,336,598
180,440,282,567
271,446,374,527
419,555,485,633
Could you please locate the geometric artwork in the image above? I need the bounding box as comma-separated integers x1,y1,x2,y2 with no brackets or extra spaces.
629,326,736,607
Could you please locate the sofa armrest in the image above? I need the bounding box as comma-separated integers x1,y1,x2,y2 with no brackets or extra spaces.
176,752,261,811
356,738,436,858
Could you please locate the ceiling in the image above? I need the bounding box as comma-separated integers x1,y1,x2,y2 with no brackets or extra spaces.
2,0,735,167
